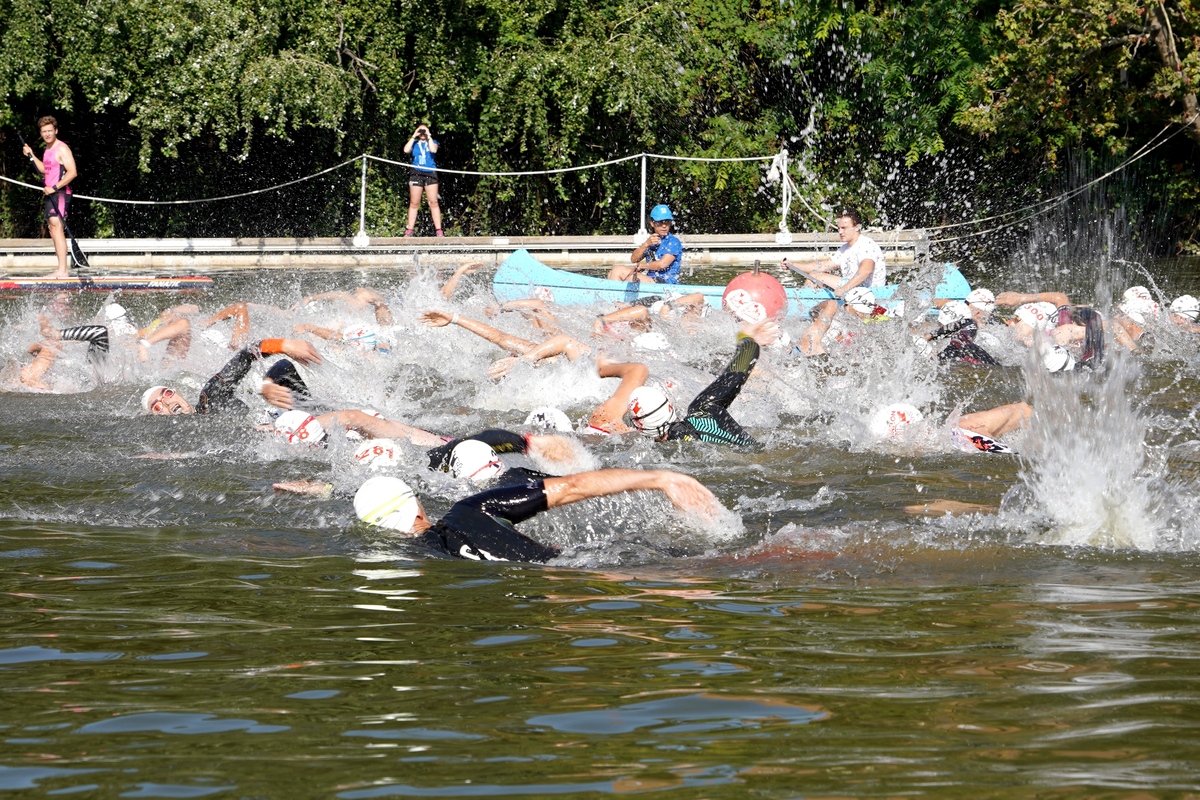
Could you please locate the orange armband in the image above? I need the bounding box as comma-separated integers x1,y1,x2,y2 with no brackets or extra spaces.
259,338,285,355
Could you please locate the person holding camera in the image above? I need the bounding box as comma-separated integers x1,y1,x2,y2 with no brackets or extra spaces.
606,204,684,284
403,123,443,237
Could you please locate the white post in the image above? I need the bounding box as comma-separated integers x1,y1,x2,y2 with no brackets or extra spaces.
634,154,649,245
353,155,370,248
775,148,793,245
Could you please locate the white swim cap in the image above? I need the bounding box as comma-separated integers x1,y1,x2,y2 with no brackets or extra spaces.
1040,343,1076,373
844,287,876,315
524,406,573,432
1124,286,1153,303
1015,302,1057,332
354,438,400,470
627,385,677,437
201,328,230,348
938,301,970,327
342,324,379,350
354,476,421,533
141,385,169,413
449,439,505,483
869,403,924,440
274,410,326,445
966,288,996,312
104,303,127,321
1171,294,1200,321
633,331,671,352
1118,298,1158,325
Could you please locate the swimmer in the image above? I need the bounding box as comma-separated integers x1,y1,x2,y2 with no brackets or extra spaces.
141,338,322,416
626,319,777,446
927,301,998,366
796,287,888,356
19,321,110,390
297,287,394,326
1169,295,1200,331
592,293,708,338
418,309,590,379
355,467,717,562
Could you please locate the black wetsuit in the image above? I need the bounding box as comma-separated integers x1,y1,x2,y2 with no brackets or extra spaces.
663,336,760,446
58,325,109,362
419,479,559,562
195,344,310,415
932,319,998,366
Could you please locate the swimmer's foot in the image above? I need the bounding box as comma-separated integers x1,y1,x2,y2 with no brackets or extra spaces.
18,368,51,391
903,500,997,517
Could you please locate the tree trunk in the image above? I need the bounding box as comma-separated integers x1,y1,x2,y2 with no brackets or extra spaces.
1148,0,1200,143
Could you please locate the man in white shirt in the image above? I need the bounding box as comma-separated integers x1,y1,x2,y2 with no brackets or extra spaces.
790,210,887,356
788,209,886,294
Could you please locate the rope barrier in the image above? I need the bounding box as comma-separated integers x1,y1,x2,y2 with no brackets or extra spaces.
0,157,361,205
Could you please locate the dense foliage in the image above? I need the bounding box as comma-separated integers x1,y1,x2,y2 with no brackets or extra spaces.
0,0,1196,249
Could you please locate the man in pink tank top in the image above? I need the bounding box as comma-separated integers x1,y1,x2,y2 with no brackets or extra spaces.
22,116,77,278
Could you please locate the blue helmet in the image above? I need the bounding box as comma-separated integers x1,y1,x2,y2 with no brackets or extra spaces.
649,204,674,222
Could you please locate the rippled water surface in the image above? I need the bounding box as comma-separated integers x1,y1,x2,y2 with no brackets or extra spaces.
3,265,1200,797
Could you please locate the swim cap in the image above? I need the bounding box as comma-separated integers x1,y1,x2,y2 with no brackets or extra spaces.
938,301,970,327
633,331,671,351
1117,298,1159,325
844,287,876,315
354,438,400,470
524,406,573,432
342,324,379,350
1124,286,1153,303
649,204,674,222
627,385,677,437
449,439,505,483
966,288,996,313
869,403,924,440
274,410,326,445
1015,302,1057,332
1171,294,1200,321
104,303,139,337
354,476,421,533
1040,343,1075,373
141,385,169,413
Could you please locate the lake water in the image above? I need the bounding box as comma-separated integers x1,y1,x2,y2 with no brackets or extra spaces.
2,263,1200,797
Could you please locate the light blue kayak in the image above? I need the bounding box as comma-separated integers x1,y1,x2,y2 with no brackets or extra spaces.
493,249,972,317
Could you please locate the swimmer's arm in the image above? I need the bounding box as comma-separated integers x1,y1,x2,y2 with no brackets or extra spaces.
293,323,341,341
995,291,1070,308
320,410,444,447
543,469,717,516
259,338,322,365
589,358,648,433
441,261,485,299
593,304,650,335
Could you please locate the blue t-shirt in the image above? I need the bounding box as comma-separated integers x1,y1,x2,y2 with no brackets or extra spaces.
643,232,683,284
411,140,437,173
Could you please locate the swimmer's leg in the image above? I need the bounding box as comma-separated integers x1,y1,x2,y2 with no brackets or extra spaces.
798,299,836,355
957,401,1032,440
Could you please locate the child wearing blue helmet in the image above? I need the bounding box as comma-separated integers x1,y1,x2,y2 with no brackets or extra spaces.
607,204,684,284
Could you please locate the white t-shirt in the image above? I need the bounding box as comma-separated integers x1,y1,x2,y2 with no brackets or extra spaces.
831,235,886,288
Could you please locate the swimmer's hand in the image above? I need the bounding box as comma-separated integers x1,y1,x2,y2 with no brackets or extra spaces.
420,310,454,327
739,319,780,346
487,356,518,380
260,380,294,410
657,472,719,518
282,339,322,365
